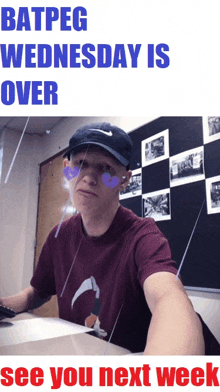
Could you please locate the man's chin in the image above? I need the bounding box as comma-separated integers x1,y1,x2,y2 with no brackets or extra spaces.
73,202,99,216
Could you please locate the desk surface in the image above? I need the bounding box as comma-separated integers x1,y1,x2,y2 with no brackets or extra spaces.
0,313,131,355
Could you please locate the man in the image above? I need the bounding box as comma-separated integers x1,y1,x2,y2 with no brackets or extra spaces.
0,123,205,354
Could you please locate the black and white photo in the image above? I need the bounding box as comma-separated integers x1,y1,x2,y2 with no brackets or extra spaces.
120,168,142,200
170,146,205,187
203,116,220,144
142,189,171,221
206,175,220,214
141,129,169,167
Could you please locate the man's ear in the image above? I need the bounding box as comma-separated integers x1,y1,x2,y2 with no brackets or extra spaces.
63,158,70,168
119,170,132,191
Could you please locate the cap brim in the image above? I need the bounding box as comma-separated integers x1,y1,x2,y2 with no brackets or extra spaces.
63,142,129,167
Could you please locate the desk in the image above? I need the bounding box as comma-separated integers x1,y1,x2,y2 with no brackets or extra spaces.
0,313,131,355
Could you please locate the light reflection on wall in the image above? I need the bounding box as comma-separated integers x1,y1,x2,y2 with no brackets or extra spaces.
60,204,77,216
61,176,77,216
62,176,70,191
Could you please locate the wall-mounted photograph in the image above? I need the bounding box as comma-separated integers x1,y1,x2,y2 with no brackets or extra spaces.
120,168,142,200
142,188,171,221
170,146,205,187
141,129,169,167
206,175,220,214
203,116,220,144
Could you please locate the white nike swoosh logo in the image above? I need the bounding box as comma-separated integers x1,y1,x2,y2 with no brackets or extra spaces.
89,128,113,136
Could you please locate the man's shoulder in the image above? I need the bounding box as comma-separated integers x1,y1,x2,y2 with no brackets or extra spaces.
118,205,160,236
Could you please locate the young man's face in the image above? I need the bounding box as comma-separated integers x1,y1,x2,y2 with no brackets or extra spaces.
63,146,131,216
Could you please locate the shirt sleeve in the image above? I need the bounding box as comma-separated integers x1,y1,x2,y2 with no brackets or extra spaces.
134,218,178,287
30,231,56,299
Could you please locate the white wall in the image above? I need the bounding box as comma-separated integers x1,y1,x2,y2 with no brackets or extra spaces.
0,128,42,296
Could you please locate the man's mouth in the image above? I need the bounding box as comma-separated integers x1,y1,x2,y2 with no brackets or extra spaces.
77,189,98,197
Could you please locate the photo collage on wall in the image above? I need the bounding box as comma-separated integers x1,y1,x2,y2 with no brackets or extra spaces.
170,146,205,188
141,129,169,168
205,175,220,215
120,117,220,221
142,188,171,221
203,117,220,215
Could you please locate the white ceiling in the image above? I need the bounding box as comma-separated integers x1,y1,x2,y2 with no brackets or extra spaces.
0,116,159,137
0,117,65,136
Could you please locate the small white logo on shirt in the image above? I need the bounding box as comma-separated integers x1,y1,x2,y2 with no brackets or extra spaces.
89,128,113,136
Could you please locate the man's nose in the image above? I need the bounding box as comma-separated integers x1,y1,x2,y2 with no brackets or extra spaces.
82,167,98,185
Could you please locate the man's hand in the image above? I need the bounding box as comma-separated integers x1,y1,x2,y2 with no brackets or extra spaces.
0,286,51,315
143,271,205,355
0,298,6,320
0,303,16,319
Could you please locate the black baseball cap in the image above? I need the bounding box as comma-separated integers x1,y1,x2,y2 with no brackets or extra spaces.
63,123,133,168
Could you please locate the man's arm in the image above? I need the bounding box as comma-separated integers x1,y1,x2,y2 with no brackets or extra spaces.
143,271,205,355
0,286,51,315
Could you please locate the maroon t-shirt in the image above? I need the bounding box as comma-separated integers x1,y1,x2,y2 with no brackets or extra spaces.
31,206,177,352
